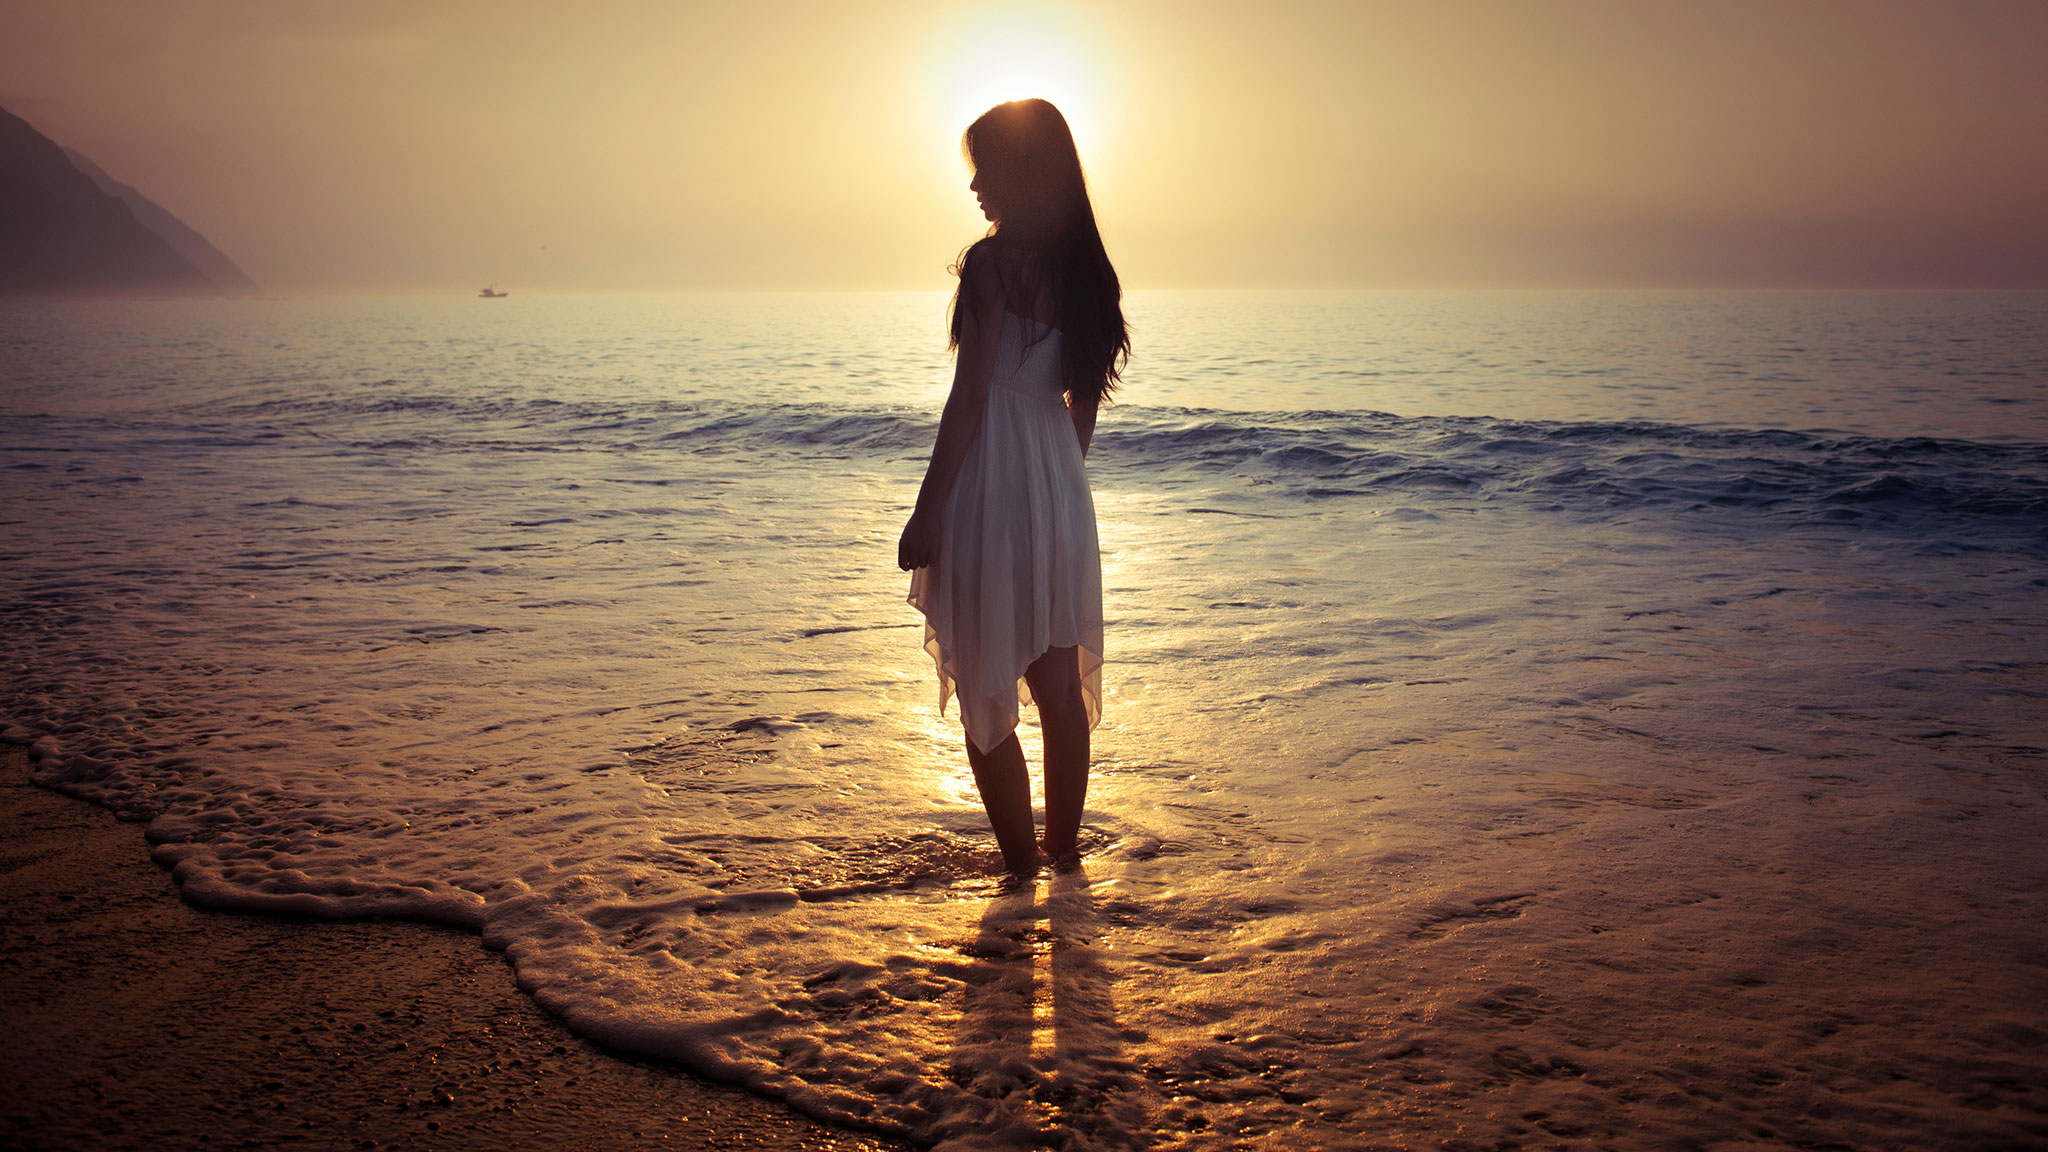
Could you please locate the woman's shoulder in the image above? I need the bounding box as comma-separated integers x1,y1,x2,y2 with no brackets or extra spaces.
969,236,1048,271
959,236,1026,279
961,238,1054,320
956,238,1009,306
958,236,997,272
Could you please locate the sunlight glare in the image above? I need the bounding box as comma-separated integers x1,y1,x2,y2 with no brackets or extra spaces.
931,8,1106,165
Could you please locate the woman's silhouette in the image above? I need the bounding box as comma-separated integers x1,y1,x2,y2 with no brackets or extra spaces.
900,98,1129,875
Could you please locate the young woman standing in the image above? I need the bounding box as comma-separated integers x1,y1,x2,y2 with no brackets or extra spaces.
899,98,1129,876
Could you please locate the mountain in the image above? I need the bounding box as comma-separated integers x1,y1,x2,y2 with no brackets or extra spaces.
0,104,224,294
64,146,257,293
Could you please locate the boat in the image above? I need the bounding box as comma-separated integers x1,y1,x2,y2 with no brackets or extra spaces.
478,285,508,298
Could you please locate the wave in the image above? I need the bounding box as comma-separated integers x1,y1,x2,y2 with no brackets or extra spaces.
83,393,2048,548
1100,408,2048,537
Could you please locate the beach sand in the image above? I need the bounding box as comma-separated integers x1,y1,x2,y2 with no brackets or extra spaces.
0,745,907,1152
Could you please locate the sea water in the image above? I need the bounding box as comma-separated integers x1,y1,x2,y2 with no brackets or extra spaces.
3,291,2045,1150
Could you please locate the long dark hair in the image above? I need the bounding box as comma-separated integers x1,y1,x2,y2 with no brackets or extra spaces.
947,99,1129,406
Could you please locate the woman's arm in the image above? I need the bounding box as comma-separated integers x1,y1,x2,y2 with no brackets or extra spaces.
1068,395,1099,458
898,256,1005,571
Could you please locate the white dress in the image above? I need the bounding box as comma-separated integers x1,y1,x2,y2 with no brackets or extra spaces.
908,312,1104,755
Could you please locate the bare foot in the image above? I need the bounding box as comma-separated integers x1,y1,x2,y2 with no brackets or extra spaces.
1041,840,1082,873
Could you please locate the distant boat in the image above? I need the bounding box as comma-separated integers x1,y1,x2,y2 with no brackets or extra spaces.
478,285,508,298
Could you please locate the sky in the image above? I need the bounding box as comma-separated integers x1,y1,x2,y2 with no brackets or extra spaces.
4,0,2045,292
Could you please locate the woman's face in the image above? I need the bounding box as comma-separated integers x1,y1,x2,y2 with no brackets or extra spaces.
969,168,1001,223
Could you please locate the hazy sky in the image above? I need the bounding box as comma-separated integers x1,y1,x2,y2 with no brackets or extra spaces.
5,0,2045,291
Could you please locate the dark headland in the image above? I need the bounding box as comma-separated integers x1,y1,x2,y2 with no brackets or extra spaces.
0,104,254,295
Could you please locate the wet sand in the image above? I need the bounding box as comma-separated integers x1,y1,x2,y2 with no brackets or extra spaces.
0,744,907,1152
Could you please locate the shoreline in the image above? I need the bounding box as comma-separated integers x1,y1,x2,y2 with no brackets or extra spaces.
0,744,908,1152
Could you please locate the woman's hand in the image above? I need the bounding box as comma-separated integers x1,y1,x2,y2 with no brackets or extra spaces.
898,508,938,571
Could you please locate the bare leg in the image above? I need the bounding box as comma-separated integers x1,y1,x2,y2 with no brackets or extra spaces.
1025,645,1090,860
966,732,1040,875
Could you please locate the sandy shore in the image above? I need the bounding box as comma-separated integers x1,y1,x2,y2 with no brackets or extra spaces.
0,745,908,1152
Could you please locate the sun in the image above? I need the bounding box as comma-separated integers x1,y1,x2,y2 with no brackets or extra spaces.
930,7,1106,163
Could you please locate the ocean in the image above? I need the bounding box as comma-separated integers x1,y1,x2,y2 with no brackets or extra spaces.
3,290,2045,1150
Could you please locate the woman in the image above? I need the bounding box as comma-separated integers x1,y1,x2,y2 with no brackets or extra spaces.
898,98,1129,876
